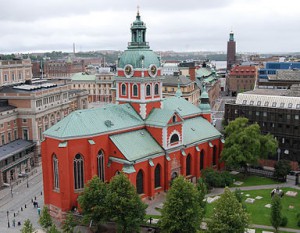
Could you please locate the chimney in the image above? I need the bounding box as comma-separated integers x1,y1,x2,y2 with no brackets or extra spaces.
189,66,196,81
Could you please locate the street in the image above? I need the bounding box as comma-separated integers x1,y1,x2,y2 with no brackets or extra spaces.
0,166,44,233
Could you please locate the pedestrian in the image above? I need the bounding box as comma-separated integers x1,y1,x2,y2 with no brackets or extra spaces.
12,219,15,227
21,207,23,211
34,196,36,200
37,207,41,216
25,204,26,208
31,198,33,203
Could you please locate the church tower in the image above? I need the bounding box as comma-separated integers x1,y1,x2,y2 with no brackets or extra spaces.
115,9,163,119
227,31,236,71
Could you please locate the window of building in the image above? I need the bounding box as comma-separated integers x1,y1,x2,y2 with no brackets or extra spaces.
146,84,151,96
12,73,15,81
1,134,5,145
295,115,299,120
97,150,105,181
133,84,138,97
121,83,126,96
154,83,159,95
186,154,191,176
263,112,267,117
23,129,28,140
53,155,59,190
74,154,84,190
172,115,176,123
4,74,8,82
19,73,22,80
170,134,179,144
200,150,204,170
8,132,11,142
213,146,217,166
154,164,161,188
136,170,144,194
14,130,17,140
22,119,27,123
287,114,291,120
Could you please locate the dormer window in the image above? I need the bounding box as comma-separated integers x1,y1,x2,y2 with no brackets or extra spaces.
170,134,179,144
172,115,176,123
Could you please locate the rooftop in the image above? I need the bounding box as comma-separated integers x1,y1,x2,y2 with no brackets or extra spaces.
0,139,36,160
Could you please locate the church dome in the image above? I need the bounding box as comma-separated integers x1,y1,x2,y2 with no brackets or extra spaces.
118,49,160,69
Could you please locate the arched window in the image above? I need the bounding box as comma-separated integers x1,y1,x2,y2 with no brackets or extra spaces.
172,115,176,123
200,150,204,170
97,150,105,181
53,155,59,190
186,154,191,176
146,84,151,96
121,83,126,96
213,146,217,166
74,154,84,190
154,164,161,188
136,170,144,194
133,84,138,96
154,83,159,95
170,134,179,144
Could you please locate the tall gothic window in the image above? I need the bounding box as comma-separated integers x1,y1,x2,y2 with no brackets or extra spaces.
53,155,59,190
186,154,191,176
136,170,144,194
154,164,161,188
146,84,151,96
170,134,179,144
97,150,105,181
213,145,217,166
133,84,138,96
200,150,205,170
154,83,159,95
121,83,126,96
74,154,84,190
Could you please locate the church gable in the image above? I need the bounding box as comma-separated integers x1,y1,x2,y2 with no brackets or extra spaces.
109,129,164,162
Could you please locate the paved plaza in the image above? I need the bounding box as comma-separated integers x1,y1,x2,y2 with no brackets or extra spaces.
0,166,44,233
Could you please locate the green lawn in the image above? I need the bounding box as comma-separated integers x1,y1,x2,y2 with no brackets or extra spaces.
230,174,282,187
206,188,300,229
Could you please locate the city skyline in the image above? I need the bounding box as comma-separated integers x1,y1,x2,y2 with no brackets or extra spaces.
0,0,299,54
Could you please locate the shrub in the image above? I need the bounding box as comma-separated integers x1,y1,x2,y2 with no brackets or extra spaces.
202,168,234,188
280,216,288,227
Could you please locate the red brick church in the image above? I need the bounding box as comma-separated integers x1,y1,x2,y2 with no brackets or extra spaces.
41,11,224,220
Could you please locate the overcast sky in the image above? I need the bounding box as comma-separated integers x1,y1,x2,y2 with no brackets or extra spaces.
1,0,299,54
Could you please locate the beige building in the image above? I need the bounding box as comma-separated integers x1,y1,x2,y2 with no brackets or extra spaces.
0,59,32,87
71,67,115,103
162,74,200,105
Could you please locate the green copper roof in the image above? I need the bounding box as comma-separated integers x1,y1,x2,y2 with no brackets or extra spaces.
71,72,96,81
118,49,160,69
196,68,212,78
44,104,143,139
163,97,202,118
110,129,164,162
146,108,175,127
183,117,221,145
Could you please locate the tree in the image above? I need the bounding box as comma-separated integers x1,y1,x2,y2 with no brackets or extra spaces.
61,212,77,233
274,160,292,181
207,187,249,233
39,206,53,230
107,172,147,233
196,178,207,214
21,219,35,233
77,176,108,231
160,176,203,233
47,224,61,233
221,117,278,173
271,194,282,232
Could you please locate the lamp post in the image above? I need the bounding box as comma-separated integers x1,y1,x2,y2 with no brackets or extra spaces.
26,174,29,188
7,211,10,228
277,148,281,161
10,180,13,198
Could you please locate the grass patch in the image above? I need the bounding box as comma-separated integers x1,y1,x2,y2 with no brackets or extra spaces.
206,188,300,229
230,174,282,187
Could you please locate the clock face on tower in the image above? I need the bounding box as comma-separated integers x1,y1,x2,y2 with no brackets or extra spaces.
124,64,134,77
148,64,157,77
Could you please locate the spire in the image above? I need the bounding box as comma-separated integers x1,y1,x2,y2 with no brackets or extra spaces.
199,84,211,112
229,31,234,41
175,77,182,97
128,8,149,49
